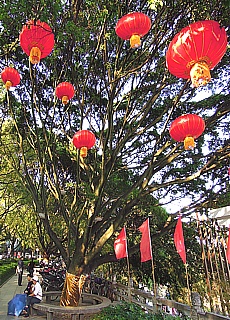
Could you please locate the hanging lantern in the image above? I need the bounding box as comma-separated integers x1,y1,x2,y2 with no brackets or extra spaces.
166,20,227,87
20,20,55,64
55,82,75,105
1,67,20,90
169,114,205,150
72,130,96,158
115,12,151,48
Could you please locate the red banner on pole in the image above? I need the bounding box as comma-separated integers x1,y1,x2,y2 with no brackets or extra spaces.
174,216,186,264
114,227,128,259
139,218,152,262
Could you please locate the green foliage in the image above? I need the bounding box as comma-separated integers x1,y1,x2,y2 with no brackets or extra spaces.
0,260,17,285
91,302,186,320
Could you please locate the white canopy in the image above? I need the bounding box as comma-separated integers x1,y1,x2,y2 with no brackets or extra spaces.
208,206,230,227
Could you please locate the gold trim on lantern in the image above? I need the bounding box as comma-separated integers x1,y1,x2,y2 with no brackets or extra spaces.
80,146,88,157
5,80,12,90
184,136,195,150
130,34,141,48
30,46,41,64
189,61,211,87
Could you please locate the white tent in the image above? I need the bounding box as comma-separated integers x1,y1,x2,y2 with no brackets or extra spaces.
208,206,230,227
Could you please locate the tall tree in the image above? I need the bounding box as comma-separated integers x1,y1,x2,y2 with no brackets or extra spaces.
0,0,229,304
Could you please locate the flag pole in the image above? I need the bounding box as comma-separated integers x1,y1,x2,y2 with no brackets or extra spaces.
126,254,132,302
139,218,157,310
148,218,157,308
124,226,132,302
114,226,132,301
185,263,191,305
151,258,157,297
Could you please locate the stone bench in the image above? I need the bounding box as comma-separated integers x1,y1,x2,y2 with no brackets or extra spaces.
31,292,111,320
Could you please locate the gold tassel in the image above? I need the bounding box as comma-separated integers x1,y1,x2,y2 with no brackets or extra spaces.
5,80,12,90
130,34,141,48
80,146,88,157
30,46,41,64
190,61,211,87
62,95,69,105
184,136,195,150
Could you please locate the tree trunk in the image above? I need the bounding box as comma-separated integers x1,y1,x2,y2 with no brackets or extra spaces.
60,272,86,306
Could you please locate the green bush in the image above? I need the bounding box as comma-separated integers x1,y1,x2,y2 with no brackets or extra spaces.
91,302,186,320
0,260,17,286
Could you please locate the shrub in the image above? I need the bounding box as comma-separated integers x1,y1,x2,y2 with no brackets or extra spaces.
0,260,17,286
91,302,186,320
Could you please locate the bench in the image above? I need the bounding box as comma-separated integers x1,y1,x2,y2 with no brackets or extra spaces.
31,292,111,320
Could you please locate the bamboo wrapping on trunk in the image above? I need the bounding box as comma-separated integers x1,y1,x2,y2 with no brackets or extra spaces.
60,272,86,306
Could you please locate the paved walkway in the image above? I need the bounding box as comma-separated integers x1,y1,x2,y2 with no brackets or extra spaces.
0,272,46,320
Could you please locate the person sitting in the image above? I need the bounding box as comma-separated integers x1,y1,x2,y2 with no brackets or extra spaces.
22,275,42,317
24,274,33,296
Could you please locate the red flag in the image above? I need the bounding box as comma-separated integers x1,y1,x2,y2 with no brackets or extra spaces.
139,218,152,262
114,227,128,259
227,226,230,264
174,216,186,264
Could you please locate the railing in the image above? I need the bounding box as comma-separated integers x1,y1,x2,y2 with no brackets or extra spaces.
112,283,229,320
83,279,229,320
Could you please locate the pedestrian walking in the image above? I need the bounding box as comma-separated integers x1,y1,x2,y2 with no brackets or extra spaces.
16,257,24,286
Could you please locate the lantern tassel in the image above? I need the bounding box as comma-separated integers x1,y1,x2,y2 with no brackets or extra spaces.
62,96,69,105
130,34,141,48
80,147,88,158
184,136,195,150
5,80,12,90
190,61,211,88
30,46,42,64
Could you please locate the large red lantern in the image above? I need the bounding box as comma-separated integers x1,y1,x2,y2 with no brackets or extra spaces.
55,82,75,105
20,20,55,64
1,67,20,90
115,12,151,48
166,20,227,87
72,130,96,157
169,114,205,150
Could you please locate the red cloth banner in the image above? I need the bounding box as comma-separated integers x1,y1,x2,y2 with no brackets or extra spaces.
114,227,128,259
227,226,230,264
174,216,186,264
139,218,152,262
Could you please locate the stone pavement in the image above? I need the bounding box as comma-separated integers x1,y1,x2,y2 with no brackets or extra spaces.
0,272,46,320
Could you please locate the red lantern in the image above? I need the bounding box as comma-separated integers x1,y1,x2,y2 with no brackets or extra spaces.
115,12,151,48
72,130,96,157
20,20,55,64
55,82,75,105
1,67,20,90
166,20,227,87
169,114,205,150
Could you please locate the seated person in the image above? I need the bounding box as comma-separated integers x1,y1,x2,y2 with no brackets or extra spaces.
22,275,42,317
24,274,33,295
